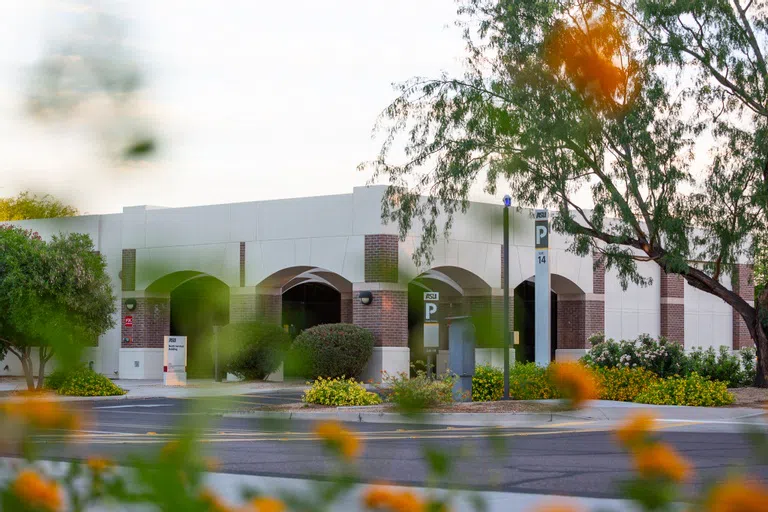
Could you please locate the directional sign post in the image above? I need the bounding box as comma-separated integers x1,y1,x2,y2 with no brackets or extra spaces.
534,209,551,366
424,292,440,378
163,335,187,386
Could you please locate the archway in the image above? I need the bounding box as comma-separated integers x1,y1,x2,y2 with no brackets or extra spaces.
148,271,230,379
513,274,585,363
408,266,492,371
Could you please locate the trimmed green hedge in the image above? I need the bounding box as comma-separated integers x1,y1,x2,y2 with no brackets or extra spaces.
291,324,374,379
635,372,734,406
303,377,381,406
219,322,290,380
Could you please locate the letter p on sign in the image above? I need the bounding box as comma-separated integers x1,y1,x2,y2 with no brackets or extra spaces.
425,302,438,321
536,226,547,245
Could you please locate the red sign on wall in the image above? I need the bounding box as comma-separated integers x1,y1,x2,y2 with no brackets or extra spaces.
124,316,133,328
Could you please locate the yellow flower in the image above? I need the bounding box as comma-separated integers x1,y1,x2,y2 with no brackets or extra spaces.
706,478,768,512
614,412,656,448
12,469,64,512
314,420,362,460
87,456,113,473
250,496,285,512
633,442,692,482
363,484,425,512
550,363,598,408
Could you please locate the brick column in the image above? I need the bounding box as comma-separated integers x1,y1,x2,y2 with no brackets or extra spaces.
732,264,755,349
356,234,408,380
660,270,685,344
121,294,170,348
229,287,282,326
121,249,136,291
340,293,353,324
588,253,606,339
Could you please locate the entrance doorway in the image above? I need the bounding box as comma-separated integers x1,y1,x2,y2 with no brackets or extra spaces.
513,281,558,363
170,275,229,378
282,282,340,337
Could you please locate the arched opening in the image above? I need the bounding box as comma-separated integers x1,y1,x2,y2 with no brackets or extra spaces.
256,266,352,338
513,274,585,363
408,266,492,371
147,271,230,379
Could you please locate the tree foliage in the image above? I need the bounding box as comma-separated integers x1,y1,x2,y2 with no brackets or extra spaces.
0,192,78,221
0,225,116,389
362,0,768,384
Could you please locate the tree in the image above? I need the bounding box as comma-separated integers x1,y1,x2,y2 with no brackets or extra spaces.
362,0,768,384
0,225,116,390
0,192,78,221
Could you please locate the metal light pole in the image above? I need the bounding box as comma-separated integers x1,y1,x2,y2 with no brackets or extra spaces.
503,195,511,400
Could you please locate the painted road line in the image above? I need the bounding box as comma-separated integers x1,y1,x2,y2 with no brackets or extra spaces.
95,404,174,409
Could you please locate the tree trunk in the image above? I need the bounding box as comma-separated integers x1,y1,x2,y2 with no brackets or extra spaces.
755,288,768,387
36,346,49,390
20,348,34,391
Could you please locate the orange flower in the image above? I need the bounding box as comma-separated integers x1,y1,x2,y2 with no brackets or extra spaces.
250,496,286,512
12,469,65,512
363,484,425,512
615,412,656,448
3,394,81,431
549,363,598,408
314,420,362,460
87,456,113,473
531,502,583,512
633,443,692,482
706,477,768,512
199,488,234,512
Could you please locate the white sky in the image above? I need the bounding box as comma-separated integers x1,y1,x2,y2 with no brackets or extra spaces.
0,0,501,215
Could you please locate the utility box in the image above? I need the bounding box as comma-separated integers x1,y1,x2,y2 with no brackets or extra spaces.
447,316,475,401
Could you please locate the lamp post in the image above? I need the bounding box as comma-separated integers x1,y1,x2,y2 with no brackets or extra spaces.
502,195,511,400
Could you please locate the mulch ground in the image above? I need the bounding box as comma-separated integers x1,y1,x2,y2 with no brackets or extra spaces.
255,400,559,414
728,387,768,408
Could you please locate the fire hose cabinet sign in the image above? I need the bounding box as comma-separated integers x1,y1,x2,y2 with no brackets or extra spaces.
163,336,187,386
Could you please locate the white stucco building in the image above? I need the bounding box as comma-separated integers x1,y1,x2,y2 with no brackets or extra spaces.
1,186,754,380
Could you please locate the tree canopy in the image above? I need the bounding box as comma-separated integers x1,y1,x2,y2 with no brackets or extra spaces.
363,0,768,384
0,225,115,389
0,192,78,221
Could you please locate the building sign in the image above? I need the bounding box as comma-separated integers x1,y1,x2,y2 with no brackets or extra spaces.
163,336,187,386
124,316,133,328
424,292,439,349
534,209,551,365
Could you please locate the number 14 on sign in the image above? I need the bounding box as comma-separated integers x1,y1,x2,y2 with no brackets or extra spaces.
536,252,547,264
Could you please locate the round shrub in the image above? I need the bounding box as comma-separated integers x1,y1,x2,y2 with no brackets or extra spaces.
219,322,291,380
44,368,72,391
584,333,687,378
472,364,503,402
509,362,562,400
634,372,734,407
594,367,660,402
291,324,374,379
303,377,381,406
57,367,126,397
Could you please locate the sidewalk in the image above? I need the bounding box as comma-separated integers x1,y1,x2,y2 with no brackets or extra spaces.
226,399,768,432
0,377,308,401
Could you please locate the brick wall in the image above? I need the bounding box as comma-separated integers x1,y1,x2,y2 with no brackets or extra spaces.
364,235,399,283
353,289,408,347
230,291,282,325
660,270,685,344
340,293,353,323
733,264,755,349
121,249,136,291
593,253,605,294
258,293,282,325
557,295,604,350
121,297,170,348
230,293,257,323
239,242,246,287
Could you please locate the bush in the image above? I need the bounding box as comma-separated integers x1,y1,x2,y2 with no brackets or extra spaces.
57,367,126,397
509,362,562,400
687,346,756,388
584,333,687,378
472,364,503,402
594,367,660,402
44,368,72,391
303,377,382,406
291,324,374,379
381,365,455,411
219,322,290,380
634,372,734,407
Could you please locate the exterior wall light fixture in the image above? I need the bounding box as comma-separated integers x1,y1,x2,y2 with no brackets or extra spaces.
359,291,373,305
125,298,137,311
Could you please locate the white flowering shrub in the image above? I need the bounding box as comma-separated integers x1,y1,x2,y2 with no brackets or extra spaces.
583,333,687,378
